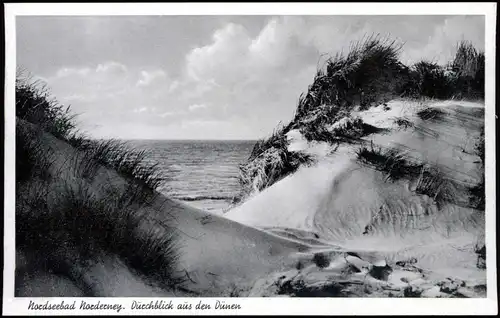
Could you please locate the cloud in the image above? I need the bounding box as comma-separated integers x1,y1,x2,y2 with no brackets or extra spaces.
180,16,485,129
179,17,325,130
48,61,132,100
159,111,176,118
55,67,91,78
186,23,252,84
133,107,148,113
33,16,485,140
96,61,128,75
43,61,187,135
401,16,485,64
188,103,208,112
136,69,168,87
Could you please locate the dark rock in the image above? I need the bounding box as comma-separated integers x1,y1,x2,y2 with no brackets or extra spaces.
295,261,304,270
396,257,418,267
404,285,423,297
476,245,486,269
313,252,330,268
439,278,463,294
369,261,393,281
473,284,487,295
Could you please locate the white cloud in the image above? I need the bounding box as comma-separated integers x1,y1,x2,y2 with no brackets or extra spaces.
133,107,148,113
136,69,168,87
159,111,176,118
185,23,252,84
188,103,208,112
55,67,91,78
179,17,321,130
96,61,128,75
401,16,485,64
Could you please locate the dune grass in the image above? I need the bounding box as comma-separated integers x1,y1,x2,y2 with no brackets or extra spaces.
16,72,165,193
17,179,183,291
299,114,386,144
239,37,484,197
241,35,484,198
77,138,165,191
239,35,408,197
15,70,182,293
416,107,446,121
239,126,314,196
355,142,461,209
16,69,76,139
355,142,424,182
391,116,415,130
414,166,456,210
294,34,405,119
401,41,484,100
16,122,55,183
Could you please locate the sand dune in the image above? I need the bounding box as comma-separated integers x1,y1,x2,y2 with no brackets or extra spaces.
226,100,486,291
16,100,486,298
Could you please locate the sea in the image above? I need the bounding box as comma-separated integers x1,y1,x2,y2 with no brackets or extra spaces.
126,140,256,214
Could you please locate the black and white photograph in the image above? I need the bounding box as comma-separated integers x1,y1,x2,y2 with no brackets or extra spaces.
3,2,497,316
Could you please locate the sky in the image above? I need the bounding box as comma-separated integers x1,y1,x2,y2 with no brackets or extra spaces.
17,15,485,140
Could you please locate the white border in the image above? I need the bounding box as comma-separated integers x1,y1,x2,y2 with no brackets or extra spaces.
3,2,498,316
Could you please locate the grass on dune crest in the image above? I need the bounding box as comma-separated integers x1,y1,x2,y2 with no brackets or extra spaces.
239,37,484,198
293,34,405,119
401,41,484,100
16,68,77,139
77,138,166,192
16,71,165,193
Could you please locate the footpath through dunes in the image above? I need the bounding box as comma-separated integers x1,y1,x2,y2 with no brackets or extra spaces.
225,100,486,295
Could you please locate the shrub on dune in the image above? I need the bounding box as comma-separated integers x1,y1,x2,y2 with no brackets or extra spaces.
449,41,485,100
403,61,452,99
401,41,484,100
